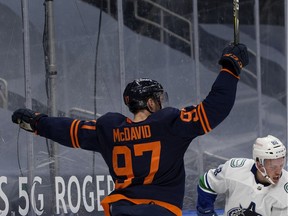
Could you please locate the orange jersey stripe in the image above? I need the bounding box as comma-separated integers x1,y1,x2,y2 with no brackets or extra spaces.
74,120,81,148
70,120,81,148
101,194,182,216
197,104,208,134
221,68,240,79
199,103,212,132
126,118,132,123
70,120,77,148
81,125,96,130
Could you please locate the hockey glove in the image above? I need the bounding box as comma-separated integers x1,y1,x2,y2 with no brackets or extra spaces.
218,43,249,76
197,206,218,216
12,108,47,132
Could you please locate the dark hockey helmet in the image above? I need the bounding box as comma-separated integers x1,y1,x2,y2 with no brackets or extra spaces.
123,78,164,113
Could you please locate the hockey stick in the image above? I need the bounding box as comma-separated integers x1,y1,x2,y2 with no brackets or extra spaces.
233,0,240,44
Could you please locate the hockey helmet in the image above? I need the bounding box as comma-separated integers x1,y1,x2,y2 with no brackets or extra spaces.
123,78,165,113
253,135,286,164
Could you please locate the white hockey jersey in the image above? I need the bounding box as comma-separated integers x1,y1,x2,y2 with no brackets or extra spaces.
204,158,288,216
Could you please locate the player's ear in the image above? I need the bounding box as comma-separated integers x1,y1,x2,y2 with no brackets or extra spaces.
147,98,154,109
147,98,158,112
256,160,264,170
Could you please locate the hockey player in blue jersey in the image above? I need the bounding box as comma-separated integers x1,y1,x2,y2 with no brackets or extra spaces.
12,43,248,216
196,135,287,216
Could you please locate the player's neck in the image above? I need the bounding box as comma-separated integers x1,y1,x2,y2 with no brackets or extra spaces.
133,110,151,122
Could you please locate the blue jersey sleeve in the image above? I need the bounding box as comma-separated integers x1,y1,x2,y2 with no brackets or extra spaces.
197,175,218,211
202,69,238,129
36,117,101,152
170,70,239,137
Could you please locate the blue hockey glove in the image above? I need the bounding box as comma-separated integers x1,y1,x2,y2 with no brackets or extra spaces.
197,206,218,216
218,43,249,76
12,108,47,132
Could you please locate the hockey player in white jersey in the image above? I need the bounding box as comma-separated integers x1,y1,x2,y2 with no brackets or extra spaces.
196,135,288,216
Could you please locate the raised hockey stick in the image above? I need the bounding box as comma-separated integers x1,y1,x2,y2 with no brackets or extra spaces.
233,0,240,44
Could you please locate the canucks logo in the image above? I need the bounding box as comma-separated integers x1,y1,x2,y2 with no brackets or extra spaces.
228,202,262,216
230,158,246,168
284,182,288,193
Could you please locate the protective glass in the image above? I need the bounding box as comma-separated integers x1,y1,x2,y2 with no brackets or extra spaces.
156,92,169,108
